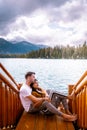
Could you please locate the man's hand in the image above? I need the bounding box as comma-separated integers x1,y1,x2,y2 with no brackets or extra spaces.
33,99,44,108
33,97,50,108
27,94,51,108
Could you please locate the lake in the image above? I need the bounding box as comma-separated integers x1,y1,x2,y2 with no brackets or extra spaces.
1,58,87,95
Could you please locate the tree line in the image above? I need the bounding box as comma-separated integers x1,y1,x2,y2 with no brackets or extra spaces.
1,41,87,59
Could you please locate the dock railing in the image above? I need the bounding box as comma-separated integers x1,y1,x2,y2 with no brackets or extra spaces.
0,63,23,129
68,71,87,129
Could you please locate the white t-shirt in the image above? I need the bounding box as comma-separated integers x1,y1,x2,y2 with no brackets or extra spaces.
19,83,32,112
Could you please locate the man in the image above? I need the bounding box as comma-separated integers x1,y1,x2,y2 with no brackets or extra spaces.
20,72,77,121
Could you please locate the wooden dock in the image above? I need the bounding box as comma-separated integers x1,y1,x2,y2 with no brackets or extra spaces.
1,63,87,130
16,111,75,130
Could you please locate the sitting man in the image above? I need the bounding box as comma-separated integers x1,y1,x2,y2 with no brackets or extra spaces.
20,72,77,121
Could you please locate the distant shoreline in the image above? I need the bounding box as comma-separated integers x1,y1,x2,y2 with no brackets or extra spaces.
0,57,87,60
1,41,87,59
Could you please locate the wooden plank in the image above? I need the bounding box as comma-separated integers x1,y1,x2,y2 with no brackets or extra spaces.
45,115,57,130
16,111,74,130
66,121,75,130
16,112,37,130
0,128,12,130
56,116,67,130
35,113,46,130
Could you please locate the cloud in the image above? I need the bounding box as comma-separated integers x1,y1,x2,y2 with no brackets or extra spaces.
48,0,86,22
0,0,87,46
0,0,68,31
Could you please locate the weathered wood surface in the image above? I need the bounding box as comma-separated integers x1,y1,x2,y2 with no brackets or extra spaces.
16,111,75,130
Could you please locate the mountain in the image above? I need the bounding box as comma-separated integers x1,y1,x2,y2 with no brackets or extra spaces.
0,38,46,54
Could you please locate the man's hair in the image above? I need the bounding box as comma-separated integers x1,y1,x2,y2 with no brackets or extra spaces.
25,72,35,79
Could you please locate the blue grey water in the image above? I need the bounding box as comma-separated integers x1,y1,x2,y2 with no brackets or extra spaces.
1,58,87,95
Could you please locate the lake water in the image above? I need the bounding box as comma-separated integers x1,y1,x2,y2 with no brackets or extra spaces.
1,58,87,95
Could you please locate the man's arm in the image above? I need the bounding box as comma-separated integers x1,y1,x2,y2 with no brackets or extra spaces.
27,94,44,103
33,99,44,108
27,94,51,107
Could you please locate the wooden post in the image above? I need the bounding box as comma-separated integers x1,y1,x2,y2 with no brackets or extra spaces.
2,83,7,129
79,92,82,128
85,87,87,127
11,89,14,128
81,88,85,128
68,85,74,113
0,80,2,128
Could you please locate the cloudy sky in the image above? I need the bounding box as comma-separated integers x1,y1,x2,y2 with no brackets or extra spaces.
0,0,87,46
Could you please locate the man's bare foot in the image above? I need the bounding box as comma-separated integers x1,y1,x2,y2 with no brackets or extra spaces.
62,113,77,121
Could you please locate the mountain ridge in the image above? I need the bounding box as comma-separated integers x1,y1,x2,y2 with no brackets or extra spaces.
0,38,47,54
